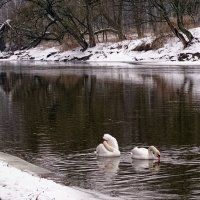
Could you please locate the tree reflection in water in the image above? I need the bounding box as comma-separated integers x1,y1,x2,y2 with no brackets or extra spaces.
0,66,200,199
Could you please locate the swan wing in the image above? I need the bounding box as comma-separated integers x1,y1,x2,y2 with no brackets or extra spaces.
131,147,149,159
96,144,110,156
96,144,120,157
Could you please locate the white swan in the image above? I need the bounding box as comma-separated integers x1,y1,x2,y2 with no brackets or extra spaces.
131,146,160,160
95,134,120,157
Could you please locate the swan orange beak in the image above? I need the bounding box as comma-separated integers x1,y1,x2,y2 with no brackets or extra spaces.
157,154,160,161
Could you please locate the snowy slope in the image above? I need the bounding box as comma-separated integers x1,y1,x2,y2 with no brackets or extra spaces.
2,27,200,64
0,153,118,200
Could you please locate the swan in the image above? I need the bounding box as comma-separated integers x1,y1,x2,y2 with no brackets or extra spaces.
95,134,120,157
131,146,160,160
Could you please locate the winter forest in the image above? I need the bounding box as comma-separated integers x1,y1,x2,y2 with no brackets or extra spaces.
0,0,200,52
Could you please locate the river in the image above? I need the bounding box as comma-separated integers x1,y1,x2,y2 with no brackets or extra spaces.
0,61,200,199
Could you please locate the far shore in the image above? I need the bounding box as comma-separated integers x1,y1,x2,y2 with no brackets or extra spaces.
0,27,200,65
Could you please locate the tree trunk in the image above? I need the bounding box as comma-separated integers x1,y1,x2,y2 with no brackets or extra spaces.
150,0,189,48
99,0,126,41
117,0,126,40
132,0,144,38
173,0,194,46
165,17,188,48
47,14,88,51
176,10,194,44
177,18,194,43
116,25,126,40
0,37,6,51
136,24,144,38
85,0,96,47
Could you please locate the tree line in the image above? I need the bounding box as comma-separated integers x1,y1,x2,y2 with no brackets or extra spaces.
0,0,200,51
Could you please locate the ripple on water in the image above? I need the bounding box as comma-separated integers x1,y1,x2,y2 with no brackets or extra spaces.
1,64,200,200
15,146,195,200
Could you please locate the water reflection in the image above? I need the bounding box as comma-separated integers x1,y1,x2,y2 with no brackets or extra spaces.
97,157,120,174
0,63,200,199
131,159,160,172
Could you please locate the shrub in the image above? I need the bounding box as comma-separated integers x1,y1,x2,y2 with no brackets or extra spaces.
133,42,152,51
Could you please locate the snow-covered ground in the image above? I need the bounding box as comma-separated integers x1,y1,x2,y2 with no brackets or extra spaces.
1,27,200,64
0,153,117,200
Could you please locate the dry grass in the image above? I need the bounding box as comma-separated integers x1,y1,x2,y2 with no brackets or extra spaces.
37,41,60,49
132,34,173,52
95,33,119,43
133,42,152,51
151,34,173,50
182,15,196,29
153,16,196,36
61,35,79,51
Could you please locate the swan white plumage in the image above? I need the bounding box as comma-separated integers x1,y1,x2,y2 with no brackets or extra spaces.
95,134,120,157
131,146,160,160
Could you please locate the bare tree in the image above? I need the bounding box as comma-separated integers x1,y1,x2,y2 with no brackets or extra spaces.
171,0,194,43
98,0,126,40
84,0,96,47
25,0,89,50
0,0,11,8
149,0,195,48
1,0,200,51
0,0,14,51
129,0,148,38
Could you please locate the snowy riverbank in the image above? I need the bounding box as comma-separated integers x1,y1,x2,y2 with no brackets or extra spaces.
0,152,117,200
1,27,200,64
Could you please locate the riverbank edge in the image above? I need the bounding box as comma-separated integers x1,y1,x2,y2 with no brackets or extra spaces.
0,152,117,200
0,152,52,178
1,27,200,64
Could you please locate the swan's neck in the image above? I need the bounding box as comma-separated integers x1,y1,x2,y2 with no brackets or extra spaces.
103,141,115,152
107,139,119,150
148,149,155,159
148,146,159,159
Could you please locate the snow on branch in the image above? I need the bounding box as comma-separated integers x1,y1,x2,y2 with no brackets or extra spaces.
0,19,13,34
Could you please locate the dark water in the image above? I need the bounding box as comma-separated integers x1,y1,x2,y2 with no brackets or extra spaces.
1,62,200,199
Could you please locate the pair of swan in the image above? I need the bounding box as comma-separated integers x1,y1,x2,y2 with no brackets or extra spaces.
96,134,160,160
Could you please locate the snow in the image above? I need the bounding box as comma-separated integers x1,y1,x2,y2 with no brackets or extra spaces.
0,153,117,200
1,27,199,64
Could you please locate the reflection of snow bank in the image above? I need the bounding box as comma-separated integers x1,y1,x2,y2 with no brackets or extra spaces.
0,160,114,200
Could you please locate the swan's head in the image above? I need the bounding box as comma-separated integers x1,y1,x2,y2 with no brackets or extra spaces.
148,146,160,160
103,134,119,150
